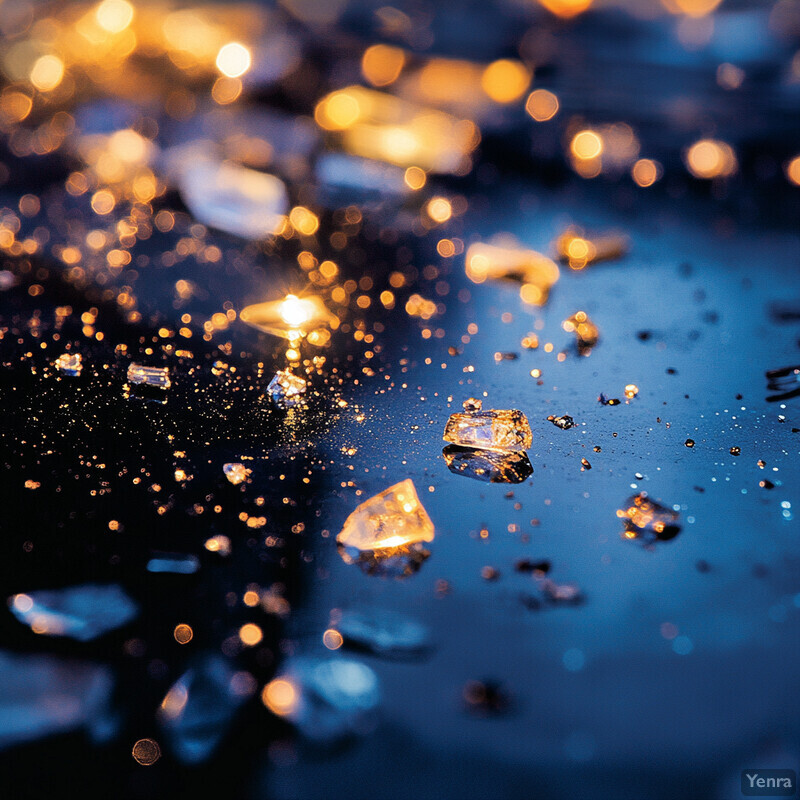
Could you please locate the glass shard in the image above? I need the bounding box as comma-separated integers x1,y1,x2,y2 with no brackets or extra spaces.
618,492,681,544
176,156,288,240
336,479,434,552
9,584,139,641
146,554,200,574
263,656,380,743
563,311,599,355
0,650,115,750
127,363,171,389
159,654,246,764
443,409,532,452
442,445,533,483
267,370,307,407
54,352,82,376
548,414,575,430
223,463,251,485
240,294,337,341
333,609,430,658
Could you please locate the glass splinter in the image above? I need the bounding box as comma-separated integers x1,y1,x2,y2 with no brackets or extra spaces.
267,370,307,407
127,363,171,389
443,409,532,452
617,492,681,544
54,353,82,376
442,445,533,483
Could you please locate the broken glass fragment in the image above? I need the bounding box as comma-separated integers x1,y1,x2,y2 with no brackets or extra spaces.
563,311,599,355
442,445,533,483
146,554,200,575
443,409,532,452
127,363,170,389
223,463,251,485
548,414,575,430
9,584,138,641
267,370,307,408
333,609,430,658
263,656,380,743
159,654,246,764
0,650,115,750
54,352,82,376
618,493,681,544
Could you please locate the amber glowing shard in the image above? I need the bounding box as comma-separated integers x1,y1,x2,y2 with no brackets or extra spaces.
443,408,532,453
555,227,629,270
617,493,681,544
239,294,337,342
336,480,434,552
127,363,170,389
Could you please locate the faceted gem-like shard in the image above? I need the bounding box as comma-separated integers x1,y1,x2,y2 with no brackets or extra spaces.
267,370,307,407
333,609,430,658
336,480,434,552
618,493,681,544
159,654,247,764
262,656,380,743
443,409,532,452
223,463,251,485
8,584,139,641
54,352,82,376
442,445,533,483
548,414,575,430
338,543,430,578
127,363,171,389
239,294,337,341
177,156,288,240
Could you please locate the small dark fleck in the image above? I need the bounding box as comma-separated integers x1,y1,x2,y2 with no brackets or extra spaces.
760,479,775,489
598,393,620,406
752,564,769,579
666,368,677,375
580,458,591,469
693,486,705,493
463,680,511,715
548,414,575,429
593,446,601,453
696,559,710,573
520,594,542,611
685,439,695,448
730,446,740,456
735,394,743,400
515,559,550,575
636,330,652,341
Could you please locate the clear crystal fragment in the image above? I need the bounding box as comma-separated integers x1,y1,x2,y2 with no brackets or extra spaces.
223,463,251,485
127,363,171,389
333,609,430,658
240,294,336,341
267,370,307,407
54,352,82,376
264,656,380,743
336,480,434,552
443,409,532,452
9,584,139,641
159,654,246,764
618,492,681,544
0,650,115,750
442,445,533,483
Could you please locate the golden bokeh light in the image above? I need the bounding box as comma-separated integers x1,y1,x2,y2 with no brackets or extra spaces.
216,42,251,78
404,166,427,190
322,628,344,649
571,130,603,160
685,139,737,179
662,0,723,17
480,59,532,104
537,0,594,18
426,197,452,224
95,0,135,33
361,44,406,87
785,155,800,186
239,623,263,646
131,738,161,766
525,89,559,122
632,158,661,187
30,55,65,92
289,206,320,236
173,623,193,644
262,678,298,716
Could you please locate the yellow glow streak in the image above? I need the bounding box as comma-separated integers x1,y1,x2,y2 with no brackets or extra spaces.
481,60,531,104
216,42,251,78
525,89,559,122
663,0,723,17
280,295,315,327
262,678,298,716
362,44,406,87
30,55,65,92
95,0,134,33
